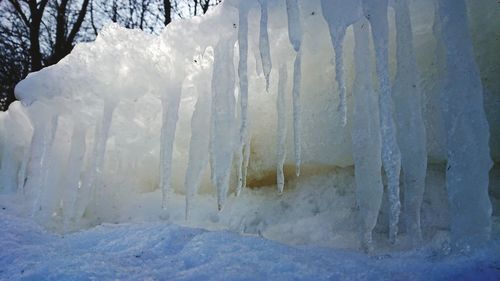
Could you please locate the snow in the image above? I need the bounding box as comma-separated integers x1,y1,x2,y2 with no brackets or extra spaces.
1,195,500,281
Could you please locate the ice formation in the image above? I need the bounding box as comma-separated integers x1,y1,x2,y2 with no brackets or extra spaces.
392,0,427,245
0,0,498,252
351,18,383,253
435,0,493,248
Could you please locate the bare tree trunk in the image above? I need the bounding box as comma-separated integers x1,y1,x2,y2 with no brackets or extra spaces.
47,0,90,66
163,0,171,26
90,0,99,36
21,0,50,71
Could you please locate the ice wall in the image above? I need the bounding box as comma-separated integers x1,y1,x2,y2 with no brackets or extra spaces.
0,0,498,251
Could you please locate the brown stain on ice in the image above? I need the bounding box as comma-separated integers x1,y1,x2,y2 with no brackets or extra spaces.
245,164,343,188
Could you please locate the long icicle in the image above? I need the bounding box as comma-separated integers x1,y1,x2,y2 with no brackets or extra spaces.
74,101,116,221
362,0,402,244
32,113,59,218
276,63,288,193
286,0,302,177
258,0,272,92
210,36,237,211
62,122,87,230
392,0,427,246
185,79,211,220
159,83,183,210
321,0,363,127
236,5,250,197
435,0,492,248
352,19,383,253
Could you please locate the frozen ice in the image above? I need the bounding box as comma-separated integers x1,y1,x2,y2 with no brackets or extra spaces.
211,34,238,211
258,0,272,92
320,0,361,127
392,0,427,245
435,0,493,248
351,19,383,253
362,0,402,244
286,0,303,177
276,63,288,194
0,0,498,254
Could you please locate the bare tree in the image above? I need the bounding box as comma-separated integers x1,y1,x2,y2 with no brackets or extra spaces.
195,0,220,15
90,0,167,33
7,0,49,71
163,0,171,25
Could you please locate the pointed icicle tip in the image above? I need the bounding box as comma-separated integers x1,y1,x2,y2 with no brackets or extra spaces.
277,185,284,194
218,203,224,212
339,105,347,127
161,197,168,210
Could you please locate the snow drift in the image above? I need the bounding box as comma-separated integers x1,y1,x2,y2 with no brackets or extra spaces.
0,0,499,252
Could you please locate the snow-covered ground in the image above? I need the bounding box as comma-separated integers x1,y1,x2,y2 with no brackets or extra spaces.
1,165,499,281
1,208,499,281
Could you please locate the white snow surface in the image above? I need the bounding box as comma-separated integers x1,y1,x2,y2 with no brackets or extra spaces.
1,197,500,281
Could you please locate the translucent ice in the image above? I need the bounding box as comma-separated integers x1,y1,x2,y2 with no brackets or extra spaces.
362,0,402,243
435,0,493,248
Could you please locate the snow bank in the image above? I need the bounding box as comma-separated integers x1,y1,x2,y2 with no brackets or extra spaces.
0,0,498,252
1,206,500,281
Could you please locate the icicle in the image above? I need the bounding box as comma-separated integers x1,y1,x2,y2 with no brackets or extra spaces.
392,0,427,246
241,138,251,191
75,100,116,220
23,117,46,199
210,37,237,211
435,0,492,248
0,114,19,193
235,143,247,197
0,115,4,180
258,0,272,92
352,19,383,253
320,0,357,127
16,144,30,194
31,113,59,217
90,101,116,199
185,84,211,220
235,5,250,197
362,0,401,244
332,31,347,127
286,0,302,177
159,82,183,210
291,52,302,177
62,122,87,229
286,0,302,53
276,64,288,194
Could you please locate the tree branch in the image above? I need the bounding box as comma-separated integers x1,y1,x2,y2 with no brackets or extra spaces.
7,0,30,27
67,0,89,44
